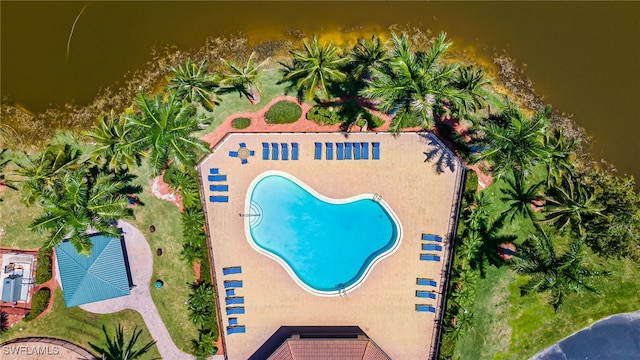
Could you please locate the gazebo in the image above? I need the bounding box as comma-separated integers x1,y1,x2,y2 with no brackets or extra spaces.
56,233,133,307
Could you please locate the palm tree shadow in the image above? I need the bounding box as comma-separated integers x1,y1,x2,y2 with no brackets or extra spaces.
422,135,457,174
473,212,518,277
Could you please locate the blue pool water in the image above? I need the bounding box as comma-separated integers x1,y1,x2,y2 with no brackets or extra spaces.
246,172,401,294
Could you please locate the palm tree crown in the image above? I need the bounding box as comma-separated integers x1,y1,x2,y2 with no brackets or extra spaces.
500,172,544,224
221,52,269,102
168,58,221,111
473,102,550,178
359,32,466,132
28,168,132,255
126,90,210,177
87,111,143,174
514,230,603,311
89,325,158,360
281,34,348,101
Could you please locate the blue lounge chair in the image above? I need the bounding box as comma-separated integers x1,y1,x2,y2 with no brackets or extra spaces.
420,254,441,262
209,168,219,174
228,317,238,326
225,297,244,305
271,143,279,160
362,142,369,160
417,278,437,287
416,304,436,313
372,142,380,160
223,266,242,275
229,151,239,157
225,289,235,297
227,326,246,334
291,143,299,160
344,143,352,160
249,150,255,156
422,244,443,252
262,142,269,160
326,143,333,160
281,143,289,160
353,142,361,160
208,175,227,182
223,280,243,289
422,234,443,242
239,142,246,148
241,158,248,165
416,291,437,299
209,196,229,203
314,143,322,160
226,307,245,315
336,142,344,160
210,185,229,192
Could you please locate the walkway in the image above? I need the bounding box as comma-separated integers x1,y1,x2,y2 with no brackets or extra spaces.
79,221,194,360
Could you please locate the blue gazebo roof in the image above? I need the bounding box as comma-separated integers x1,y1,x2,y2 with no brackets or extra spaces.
56,233,131,307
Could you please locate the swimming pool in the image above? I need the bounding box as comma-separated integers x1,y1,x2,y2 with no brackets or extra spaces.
245,171,402,296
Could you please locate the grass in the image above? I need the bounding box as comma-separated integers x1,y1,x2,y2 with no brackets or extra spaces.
454,173,640,359
265,100,302,124
0,186,45,249
0,288,161,359
128,164,199,353
231,117,251,129
195,66,290,137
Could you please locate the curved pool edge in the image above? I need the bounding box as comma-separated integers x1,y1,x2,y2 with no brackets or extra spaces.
244,170,403,297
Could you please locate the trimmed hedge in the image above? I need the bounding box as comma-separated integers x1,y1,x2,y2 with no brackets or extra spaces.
24,288,50,321
231,117,251,129
264,101,301,124
35,247,52,284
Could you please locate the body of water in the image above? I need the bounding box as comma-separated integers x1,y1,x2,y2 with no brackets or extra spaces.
1,1,639,179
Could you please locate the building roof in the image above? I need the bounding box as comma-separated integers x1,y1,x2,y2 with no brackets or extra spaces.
268,337,391,360
56,233,131,307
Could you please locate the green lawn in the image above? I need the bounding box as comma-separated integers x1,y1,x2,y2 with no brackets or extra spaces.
453,176,640,359
0,288,161,359
195,65,292,137
128,164,199,353
0,186,44,249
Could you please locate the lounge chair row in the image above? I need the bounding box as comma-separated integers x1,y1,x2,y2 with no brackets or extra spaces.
223,266,242,275
420,254,441,262
262,142,299,160
415,304,436,313
314,142,381,160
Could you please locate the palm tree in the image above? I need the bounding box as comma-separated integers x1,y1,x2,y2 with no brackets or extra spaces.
281,34,348,101
12,142,86,206
500,172,544,224
514,230,603,311
221,52,269,103
89,324,157,360
349,35,390,81
360,32,465,132
472,101,550,178
0,311,8,334
86,111,143,174
187,281,216,326
168,58,221,111
544,128,579,187
541,177,604,235
126,90,210,177
451,65,490,118
29,168,132,255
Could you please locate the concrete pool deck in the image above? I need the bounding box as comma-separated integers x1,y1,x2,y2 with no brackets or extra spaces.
199,132,465,359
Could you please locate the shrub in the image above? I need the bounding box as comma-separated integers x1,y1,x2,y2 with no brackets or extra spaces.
368,114,386,129
24,288,50,321
35,247,52,284
231,117,251,129
306,105,342,126
264,101,302,124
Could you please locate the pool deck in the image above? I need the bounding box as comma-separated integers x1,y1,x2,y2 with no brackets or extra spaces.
199,132,465,359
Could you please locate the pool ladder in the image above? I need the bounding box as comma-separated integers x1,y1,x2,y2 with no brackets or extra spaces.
248,201,264,228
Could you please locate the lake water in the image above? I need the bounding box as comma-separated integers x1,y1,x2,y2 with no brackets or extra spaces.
1,1,638,180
